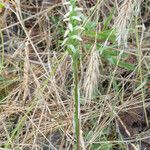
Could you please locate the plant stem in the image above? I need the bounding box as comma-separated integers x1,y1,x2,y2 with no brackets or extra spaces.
63,0,82,148
73,57,80,149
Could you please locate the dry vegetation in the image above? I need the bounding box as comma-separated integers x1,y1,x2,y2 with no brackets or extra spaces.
0,0,150,149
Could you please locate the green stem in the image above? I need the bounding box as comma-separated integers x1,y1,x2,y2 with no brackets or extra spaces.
64,0,81,148
73,58,80,149
0,27,4,72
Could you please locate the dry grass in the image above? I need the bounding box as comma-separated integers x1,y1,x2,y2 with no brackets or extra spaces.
83,44,100,103
0,0,150,149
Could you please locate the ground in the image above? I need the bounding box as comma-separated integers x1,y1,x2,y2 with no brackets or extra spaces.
0,0,150,150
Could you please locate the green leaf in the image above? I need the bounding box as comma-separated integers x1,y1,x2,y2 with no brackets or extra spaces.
72,16,82,21
117,60,135,71
84,29,116,43
74,7,83,11
0,2,4,9
101,48,128,58
84,21,96,31
64,29,69,37
68,44,76,53
102,8,115,31
107,57,135,71
71,35,82,41
74,26,84,31
68,23,73,31
0,75,5,81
